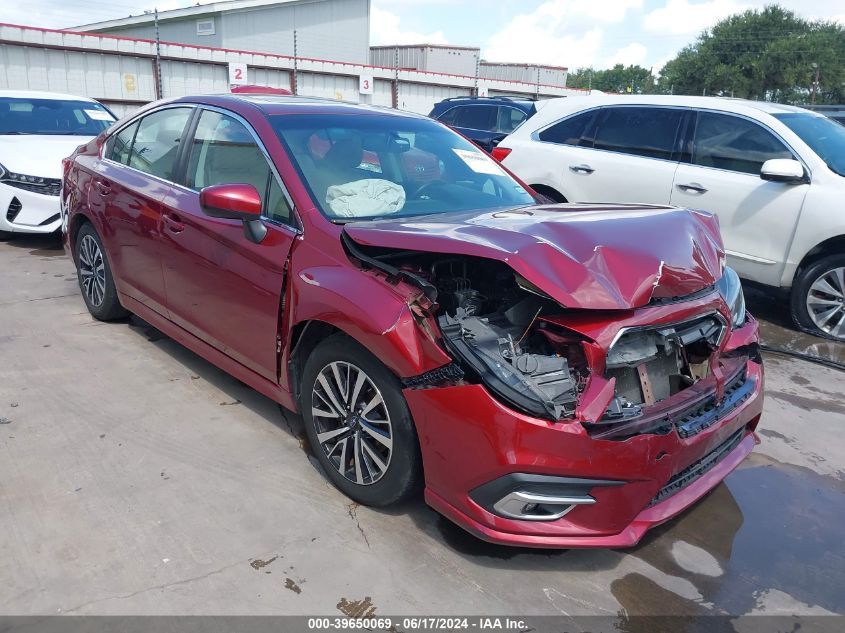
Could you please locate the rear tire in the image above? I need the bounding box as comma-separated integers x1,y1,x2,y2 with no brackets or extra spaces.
790,254,845,341
74,223,128,321
301,334,422,507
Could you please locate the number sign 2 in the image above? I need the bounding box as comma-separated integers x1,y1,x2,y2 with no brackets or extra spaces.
229,62,248,86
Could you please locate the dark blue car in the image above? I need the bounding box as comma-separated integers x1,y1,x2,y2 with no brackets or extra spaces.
429,96,537,153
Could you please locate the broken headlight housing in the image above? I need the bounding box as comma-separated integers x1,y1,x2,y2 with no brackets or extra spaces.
716,267,746,329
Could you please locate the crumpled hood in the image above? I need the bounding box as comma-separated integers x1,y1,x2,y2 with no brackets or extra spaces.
0,136,93,178
344,204,725,310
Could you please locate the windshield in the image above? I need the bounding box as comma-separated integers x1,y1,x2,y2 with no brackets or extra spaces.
272,113,536,221
0,97,115,136
773,112,845,177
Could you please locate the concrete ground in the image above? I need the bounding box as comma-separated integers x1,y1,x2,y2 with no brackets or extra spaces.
1,234,843,618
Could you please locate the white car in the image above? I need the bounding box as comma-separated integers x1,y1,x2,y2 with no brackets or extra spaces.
0,90,116,239
495,95,845,341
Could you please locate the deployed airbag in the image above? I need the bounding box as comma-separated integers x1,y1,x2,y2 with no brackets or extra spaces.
326,179,406,217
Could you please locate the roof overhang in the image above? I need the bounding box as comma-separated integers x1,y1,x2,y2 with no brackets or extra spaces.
72,0,311,31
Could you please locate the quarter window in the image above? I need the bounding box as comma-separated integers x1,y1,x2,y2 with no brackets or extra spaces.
128,108,192,181
538,110,596,146
592,107,684,161
692,112,793,175
185,110,292,224
106,121,139,165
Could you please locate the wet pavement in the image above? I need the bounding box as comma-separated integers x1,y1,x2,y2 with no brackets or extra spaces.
745,283,845,366
0,235,843,620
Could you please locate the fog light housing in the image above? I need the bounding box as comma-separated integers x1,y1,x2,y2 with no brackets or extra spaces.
470,473,624,522
493,490,594,521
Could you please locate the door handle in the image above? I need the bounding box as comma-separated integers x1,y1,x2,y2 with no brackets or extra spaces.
676,182,708,194
569,164,595,174
162,213,185,233
93,178,112,196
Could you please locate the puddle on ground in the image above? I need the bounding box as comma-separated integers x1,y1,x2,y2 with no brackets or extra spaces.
744,285,845,365
623,452,845,616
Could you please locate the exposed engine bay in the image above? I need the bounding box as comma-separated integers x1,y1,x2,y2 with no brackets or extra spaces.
343,237,741,436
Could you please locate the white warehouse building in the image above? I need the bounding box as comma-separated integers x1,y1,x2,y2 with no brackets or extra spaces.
74,0,371,65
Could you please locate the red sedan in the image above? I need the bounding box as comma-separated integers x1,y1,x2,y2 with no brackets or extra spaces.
61,95,764,548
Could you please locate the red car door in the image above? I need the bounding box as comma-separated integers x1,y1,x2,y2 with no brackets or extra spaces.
159,108,298,382
96,106,194,316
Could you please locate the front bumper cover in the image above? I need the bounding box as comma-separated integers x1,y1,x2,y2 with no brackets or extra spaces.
405,319,763,548
0,182,61,233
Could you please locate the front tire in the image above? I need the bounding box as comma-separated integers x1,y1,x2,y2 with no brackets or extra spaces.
0,230,14,241
74,223,128,321
791,254,845,341
301,334,422,507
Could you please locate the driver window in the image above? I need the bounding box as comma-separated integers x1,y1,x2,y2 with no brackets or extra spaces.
692,112,794,175
185,110,293,224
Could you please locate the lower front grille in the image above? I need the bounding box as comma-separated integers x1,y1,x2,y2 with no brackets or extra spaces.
6,197,22,223
649,428,745,506
674,368,753,438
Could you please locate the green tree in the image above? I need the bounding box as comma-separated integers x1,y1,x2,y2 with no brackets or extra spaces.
656,5,845,104
568,64,654,94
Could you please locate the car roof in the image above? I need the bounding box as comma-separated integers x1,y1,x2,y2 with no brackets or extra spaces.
433,96,536,109
170,94,428,120
534,94,813,117
0,89,101,103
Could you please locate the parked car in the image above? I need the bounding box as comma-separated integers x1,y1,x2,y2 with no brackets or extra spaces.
429,96,539,152
0,90,116,240
493,95,845,342
231,84,293,95
62,94,763,548
805,104,845,126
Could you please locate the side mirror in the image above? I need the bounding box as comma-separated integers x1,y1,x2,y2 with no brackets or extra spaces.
199,183,267,243
760,159,806,184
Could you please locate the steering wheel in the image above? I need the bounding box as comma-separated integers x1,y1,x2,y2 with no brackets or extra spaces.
410,180,447,200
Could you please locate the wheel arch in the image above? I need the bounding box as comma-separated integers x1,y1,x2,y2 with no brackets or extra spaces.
67,211,95,258
794,235,845,285
287,319,344,404
529,183,568,203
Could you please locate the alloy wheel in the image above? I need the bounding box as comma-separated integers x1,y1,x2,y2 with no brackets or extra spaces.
78,234,106,307
311,361,393,485
806,266,845,340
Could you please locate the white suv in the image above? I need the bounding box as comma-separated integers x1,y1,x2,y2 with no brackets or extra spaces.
495,95,845,341
0,90,116,239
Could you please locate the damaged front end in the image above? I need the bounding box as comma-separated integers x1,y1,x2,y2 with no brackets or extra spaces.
338,206,762,546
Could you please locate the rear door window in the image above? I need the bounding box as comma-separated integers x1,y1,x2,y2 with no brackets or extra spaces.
538,110,597,146
692,111,794,175
592,106,684,161
127,107,192,181
455,105,497,131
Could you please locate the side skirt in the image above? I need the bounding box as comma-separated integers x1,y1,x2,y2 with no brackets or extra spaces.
120,293,297,411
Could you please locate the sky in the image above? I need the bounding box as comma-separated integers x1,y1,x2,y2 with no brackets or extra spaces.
2,0,844,71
